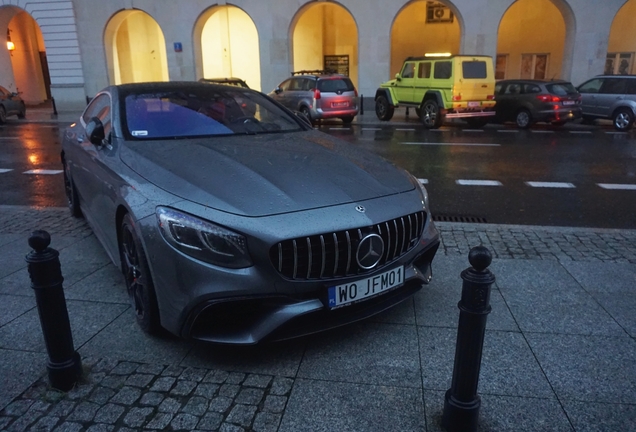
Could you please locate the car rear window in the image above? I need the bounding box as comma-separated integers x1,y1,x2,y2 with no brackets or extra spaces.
462,61,488,79
317,78,355,93
546,83,578,96
123,87,302,139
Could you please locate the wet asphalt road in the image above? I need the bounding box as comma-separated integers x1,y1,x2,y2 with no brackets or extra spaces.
1,120,635,229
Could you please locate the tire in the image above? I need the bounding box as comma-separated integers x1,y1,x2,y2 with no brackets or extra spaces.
340,116,354,124
613,108,634,131
0,106,6,124
300,106,314,126
63,160,82,218
120,213,161,334
415,107,421,117
420,99,442,129
515,109,532,129
465,117,489,128
17,103,26,119
375,95,394,121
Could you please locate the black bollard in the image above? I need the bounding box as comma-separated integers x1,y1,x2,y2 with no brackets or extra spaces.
442,245,495,432
26,230,82,392
360,94,364,115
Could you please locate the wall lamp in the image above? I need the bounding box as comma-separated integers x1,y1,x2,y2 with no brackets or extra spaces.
7,41,15,51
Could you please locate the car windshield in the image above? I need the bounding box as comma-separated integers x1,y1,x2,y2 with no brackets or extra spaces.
123,87,303,139
546,82,578,95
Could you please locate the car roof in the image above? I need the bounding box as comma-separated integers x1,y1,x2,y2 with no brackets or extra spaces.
290,70,349,79
594,74,636,79
404,54,492,61
113,81,246,93
497,79,572,84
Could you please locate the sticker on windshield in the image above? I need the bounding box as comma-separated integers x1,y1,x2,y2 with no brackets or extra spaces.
131,130,148,136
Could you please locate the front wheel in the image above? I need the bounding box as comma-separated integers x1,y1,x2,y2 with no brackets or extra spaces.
0,106,6,124
63,160,82,218
300,106,314,126
375,95,394,121
17,103,26,119
120,213,161,335
515,109,532,129
613,108,634,131
420,100,442,129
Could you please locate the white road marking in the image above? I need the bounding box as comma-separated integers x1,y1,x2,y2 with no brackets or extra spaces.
0,137,20,140
532,130,554,133
329,127,350,130
605,131,627,135
361,128,381,131
456,179,503,186
462,129,485,132
526,181,575,188
418,178,428,184
402,142,500,147
597,183,636,190
0,169,13,173
497,130,518,133
569,131,592,134
23,169,63,175
396,128,415,131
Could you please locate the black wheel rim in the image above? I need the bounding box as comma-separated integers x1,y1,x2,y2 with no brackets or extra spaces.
63,165,73,207
121,225,146,319
377,100,386,117
423,103,437,126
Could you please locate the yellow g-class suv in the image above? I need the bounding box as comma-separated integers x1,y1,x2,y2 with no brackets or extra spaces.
375,54,496,128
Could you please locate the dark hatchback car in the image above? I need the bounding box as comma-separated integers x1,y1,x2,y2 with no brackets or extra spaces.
61,82,439,344
0,85,26,124
493,79,582,128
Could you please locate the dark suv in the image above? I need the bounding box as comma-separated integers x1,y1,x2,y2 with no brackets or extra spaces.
577,75,636,131
268,70,359,124
494,79,581,128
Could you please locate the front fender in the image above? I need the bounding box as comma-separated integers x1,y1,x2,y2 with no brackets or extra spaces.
375,88,396,105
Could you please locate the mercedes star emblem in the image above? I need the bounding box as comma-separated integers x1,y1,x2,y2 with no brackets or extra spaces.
355,205,365,213
356,234,385,270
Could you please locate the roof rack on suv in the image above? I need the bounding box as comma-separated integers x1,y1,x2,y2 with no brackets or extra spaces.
291,69,337,76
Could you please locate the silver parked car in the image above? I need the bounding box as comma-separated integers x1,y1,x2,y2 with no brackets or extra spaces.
268,70,359,125
0,85,26,124
577,75,636,131
61,82,440,344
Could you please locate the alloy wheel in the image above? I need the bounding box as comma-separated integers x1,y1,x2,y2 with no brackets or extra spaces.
121,226,147,320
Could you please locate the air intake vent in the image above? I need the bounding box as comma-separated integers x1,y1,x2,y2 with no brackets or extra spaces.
433,215,488,224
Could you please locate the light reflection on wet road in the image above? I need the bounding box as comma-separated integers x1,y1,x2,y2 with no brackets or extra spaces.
1,121,635,229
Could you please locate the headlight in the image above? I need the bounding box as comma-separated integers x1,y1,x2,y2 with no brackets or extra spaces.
156,207,252,268
411,174,430,209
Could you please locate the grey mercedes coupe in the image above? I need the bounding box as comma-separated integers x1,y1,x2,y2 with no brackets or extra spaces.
61,81,440,344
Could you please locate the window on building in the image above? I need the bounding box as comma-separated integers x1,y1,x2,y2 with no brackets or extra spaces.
605,53,633,75
520,54,549,79
495,55,507,80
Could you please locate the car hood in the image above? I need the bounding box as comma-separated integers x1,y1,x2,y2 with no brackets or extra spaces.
119,131,415,217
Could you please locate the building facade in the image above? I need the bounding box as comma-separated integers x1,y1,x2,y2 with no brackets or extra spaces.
0,0,633,111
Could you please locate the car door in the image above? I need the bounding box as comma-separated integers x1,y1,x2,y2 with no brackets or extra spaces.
597,77,627,118
270,79,293,109
394,62,416,103
494,82,520,121
577,78,604,116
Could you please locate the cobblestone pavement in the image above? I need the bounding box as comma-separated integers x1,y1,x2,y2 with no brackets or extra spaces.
2,205,635,263
1,358,290,432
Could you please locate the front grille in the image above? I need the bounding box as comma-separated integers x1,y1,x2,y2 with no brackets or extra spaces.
270,211,426,280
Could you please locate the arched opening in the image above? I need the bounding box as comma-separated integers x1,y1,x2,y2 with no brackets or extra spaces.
194,6,261,91
291,2,358,88
0,6,50,104
496,0,566,80
104,10,168,85
390,1,460,78
606,0,636,75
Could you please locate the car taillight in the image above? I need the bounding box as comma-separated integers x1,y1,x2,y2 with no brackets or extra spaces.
487,95,495,100
536,94,561,102
452,94,462,101
314,89,321,100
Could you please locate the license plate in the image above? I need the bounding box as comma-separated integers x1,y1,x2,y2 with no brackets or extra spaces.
332,101,349,108
468,101,480,107
327,266,404,309
562,100,575,105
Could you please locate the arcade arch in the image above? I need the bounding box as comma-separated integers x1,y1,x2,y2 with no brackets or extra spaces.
291,2,358,88
194,5,261,90
104,10,168,85
390,1,460,77
496,0,568,80
0,6,49,104
606,0,636,75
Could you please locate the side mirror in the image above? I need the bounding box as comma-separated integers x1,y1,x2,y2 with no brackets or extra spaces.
85,116,105,146
275,87,282,94
294,110,312,127
395,73,402,81
10,92,18,97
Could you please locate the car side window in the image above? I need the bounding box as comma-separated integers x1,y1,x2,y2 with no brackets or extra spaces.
302,78,315,91
504,83,521,95
289,78,304,91
418,62,431,78
433,61,452,79
578,79,603,94
279,79,292,91
625,79,636,95
0,86,8,97
401,62,415,78
600,78,627,94
495,83,503,95
523,84,541,94
83,94,110,124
